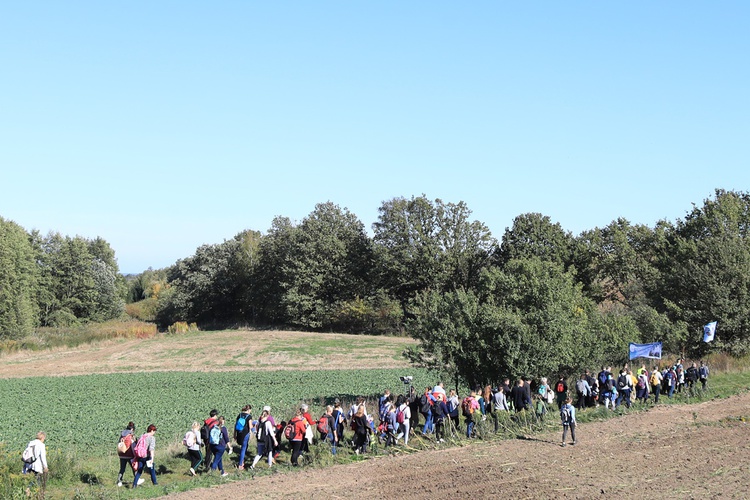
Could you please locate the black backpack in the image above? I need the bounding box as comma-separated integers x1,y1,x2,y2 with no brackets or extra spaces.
432,401,445,420
420,394,431,413
200,422,212,446
617,374,628,390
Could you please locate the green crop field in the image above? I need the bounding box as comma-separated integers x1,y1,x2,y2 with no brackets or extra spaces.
0,368,433,455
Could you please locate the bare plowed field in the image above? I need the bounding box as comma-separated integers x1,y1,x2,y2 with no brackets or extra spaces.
162,392,750,500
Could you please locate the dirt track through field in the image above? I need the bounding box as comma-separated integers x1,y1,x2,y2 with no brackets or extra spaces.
161,392,750,500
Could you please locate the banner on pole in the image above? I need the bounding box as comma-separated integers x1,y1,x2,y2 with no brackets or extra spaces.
629,342,662,360
703,321,717,343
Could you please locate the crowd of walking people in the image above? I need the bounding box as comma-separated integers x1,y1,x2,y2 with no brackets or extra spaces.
21,358,710,491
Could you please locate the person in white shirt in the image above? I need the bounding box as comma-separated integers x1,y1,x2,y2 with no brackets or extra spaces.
25,431,49,493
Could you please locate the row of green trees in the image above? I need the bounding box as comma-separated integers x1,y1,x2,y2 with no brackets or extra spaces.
0,220,125,337
3,189,749,386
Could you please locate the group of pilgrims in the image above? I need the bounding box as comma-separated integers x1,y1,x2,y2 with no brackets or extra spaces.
103,358,709,488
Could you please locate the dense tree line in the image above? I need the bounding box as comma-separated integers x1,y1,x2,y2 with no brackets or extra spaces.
3,190,750,386
0,218,125,337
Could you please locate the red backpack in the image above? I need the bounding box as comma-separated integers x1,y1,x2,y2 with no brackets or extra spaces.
556,381,565,393
316,415,329,435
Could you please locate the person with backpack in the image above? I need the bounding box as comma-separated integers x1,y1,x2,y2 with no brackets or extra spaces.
461,391,479,438
537,377,552,405
234,405,253,471
22,431,49,493
384,403,398,446
287,408,308,465
251,409,278,469
395,394,412,445
432,393,449,443
615,370,632,409
419,386,434,436
200,409,218,473
184,421,203,476
319,405,338,454
560,398,577,446
116,422,136,487
664,367,676,398
208,416,230,476
699,360,710,390
554,376,568,409
132,424,158,488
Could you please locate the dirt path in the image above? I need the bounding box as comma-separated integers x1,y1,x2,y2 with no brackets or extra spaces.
0,330,415,378
161,392,750,500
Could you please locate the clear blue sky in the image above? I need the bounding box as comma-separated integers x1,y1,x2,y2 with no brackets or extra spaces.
2,2,748,274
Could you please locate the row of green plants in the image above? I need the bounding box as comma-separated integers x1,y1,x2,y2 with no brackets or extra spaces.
2,368,750,499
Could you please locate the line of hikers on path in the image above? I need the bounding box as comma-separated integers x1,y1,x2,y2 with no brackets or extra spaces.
108,357,708,487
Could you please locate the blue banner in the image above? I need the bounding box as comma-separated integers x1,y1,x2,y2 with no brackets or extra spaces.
629,342,662,360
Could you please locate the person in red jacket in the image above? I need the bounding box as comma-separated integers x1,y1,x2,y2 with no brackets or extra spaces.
288,408,308,466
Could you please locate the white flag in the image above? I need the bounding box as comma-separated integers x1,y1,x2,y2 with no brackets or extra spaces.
703,321,717,343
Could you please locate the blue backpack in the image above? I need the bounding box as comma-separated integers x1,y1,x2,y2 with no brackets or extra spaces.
235,414,249,433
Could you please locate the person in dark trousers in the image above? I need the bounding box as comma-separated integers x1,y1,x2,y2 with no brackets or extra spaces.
560,398,576,446
511,379,530,412
699,361,710,390
201,409,218,472
686,362,699,389
554,376,568,409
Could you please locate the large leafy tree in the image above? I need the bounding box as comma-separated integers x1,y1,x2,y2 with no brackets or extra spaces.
158,232,257,327
0,217,39,338
373,196,495,318
277,202,375,329
496,212,574,268
659,190,750,355
406,257,608,387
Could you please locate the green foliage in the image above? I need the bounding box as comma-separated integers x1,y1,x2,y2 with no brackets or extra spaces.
0,217,39,339
407,257,602,386
497,213,574,268
0,368,432,455
373,196,496,316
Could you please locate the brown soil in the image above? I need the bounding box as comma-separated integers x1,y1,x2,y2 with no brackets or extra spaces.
0,330,415,379
161,392,750,500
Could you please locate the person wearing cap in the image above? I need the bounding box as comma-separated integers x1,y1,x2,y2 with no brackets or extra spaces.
133,424,158,488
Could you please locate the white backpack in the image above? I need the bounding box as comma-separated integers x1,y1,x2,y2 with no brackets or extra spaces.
22,442,37,464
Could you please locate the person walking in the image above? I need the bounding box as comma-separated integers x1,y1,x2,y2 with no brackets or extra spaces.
560,398,577,446
116,422,136,487
251,410,277,469
699,361,710,390
554,376,568,409
288,408,308,465
184,421,203,476
208,416,230,476
201,410,218,472
395,395,412,445
575,374,590,410
132,425,158,488
351,405,370,455
234,405,253,470
650,367,663,404
24,431,49,495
